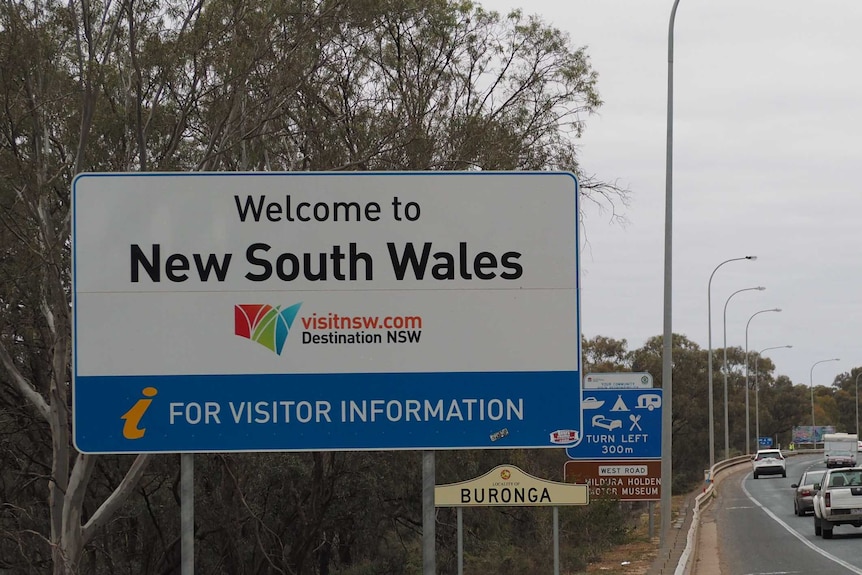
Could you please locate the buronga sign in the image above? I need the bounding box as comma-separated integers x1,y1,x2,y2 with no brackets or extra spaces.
435,465,589,507
563,460,661,501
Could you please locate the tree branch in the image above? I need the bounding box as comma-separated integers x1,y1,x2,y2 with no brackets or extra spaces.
81,454,154,545
0,340,50,421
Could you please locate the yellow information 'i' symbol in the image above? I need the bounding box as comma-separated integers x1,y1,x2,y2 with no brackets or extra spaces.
121,387,158,440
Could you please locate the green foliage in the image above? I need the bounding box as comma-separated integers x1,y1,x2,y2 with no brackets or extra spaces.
630,334,709,491
583,335,631,372
0,0,620,571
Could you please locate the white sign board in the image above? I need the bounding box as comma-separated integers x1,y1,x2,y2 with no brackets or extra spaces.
435,465,589,507
583,372,653,389
72,172,582,453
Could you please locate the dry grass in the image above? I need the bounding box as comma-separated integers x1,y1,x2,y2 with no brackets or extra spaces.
581,494,688,575
584,536,657,575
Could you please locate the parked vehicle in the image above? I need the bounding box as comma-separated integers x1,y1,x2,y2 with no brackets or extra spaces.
792,469,826,516
812,467,862,538
823,433,858,468
752,449,786,479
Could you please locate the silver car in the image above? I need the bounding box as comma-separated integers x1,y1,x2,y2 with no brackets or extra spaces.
792,469,826,516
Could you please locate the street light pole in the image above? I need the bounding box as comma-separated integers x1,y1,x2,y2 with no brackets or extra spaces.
722,286,765,459
660,0,681,550
707,256,756,468
810,358,841,429
744,308,781,454
754,345,792,447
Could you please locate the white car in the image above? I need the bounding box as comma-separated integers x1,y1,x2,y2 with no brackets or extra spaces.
752,449,786,479
813,467,862,538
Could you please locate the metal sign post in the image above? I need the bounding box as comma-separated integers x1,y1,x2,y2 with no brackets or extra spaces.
181,453,193,574
423,452,435,575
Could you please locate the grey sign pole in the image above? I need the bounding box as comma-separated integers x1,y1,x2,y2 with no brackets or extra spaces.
457,507,463,575
553,506,560,575
423,451,436,575
181,453,194,575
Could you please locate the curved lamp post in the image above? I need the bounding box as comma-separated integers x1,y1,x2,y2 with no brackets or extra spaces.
707,256,756,468
754,345,792,447
810,358,840,429
722,286,765,458
660,0,681,549
744,308,781,454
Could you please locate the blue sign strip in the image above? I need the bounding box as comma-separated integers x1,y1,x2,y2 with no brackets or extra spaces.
566,388,662,460
74,371,581,453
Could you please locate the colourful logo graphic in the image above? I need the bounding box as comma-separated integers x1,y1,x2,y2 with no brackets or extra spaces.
122,387,157,440
500,469,511,480
234,303,302,355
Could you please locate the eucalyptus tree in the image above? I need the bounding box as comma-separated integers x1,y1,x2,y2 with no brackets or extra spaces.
0,0,623,572
582,335,631,373
631,334,709,490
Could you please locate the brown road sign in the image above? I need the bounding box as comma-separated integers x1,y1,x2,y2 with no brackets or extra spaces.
563,460,661,501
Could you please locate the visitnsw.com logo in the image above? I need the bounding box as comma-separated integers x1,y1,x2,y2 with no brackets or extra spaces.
234,303,302,355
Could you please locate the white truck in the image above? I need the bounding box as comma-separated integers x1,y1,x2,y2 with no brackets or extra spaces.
813,467,862,538
823,433,858,468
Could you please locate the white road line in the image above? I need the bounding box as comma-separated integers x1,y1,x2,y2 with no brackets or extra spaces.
742,476,862,574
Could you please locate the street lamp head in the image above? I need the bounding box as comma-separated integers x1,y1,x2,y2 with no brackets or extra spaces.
746,256,758,260
772,308,782,312
786,345,793,349
756,286,766,291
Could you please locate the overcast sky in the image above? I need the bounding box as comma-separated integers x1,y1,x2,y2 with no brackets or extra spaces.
482,0,862,388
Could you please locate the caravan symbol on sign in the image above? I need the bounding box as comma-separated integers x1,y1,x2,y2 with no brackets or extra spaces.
566,388,662,460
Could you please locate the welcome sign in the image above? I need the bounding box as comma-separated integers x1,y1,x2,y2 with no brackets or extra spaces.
72,172,581,453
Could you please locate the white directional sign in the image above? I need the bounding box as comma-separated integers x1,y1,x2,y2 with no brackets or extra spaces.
583,372,653,389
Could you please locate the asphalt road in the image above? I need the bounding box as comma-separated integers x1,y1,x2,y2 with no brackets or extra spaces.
713,453,862,575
